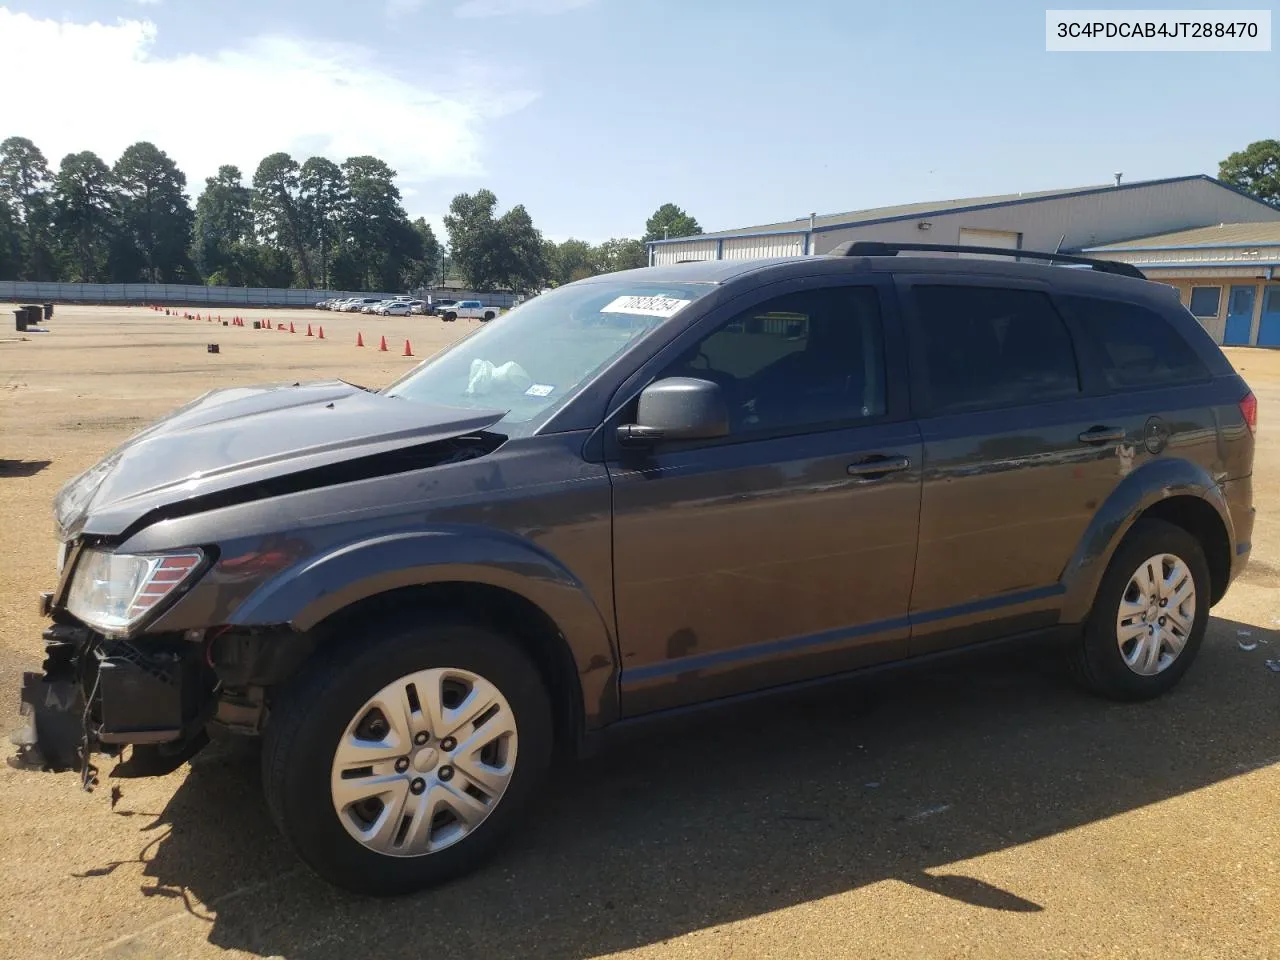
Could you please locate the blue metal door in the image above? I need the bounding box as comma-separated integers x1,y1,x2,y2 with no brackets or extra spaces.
1224,285,1256,345
1258,287,1280,347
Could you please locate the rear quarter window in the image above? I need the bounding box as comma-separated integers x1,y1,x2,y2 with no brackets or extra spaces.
1061,295,1211,391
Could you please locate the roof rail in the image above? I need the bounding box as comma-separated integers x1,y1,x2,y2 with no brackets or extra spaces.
828,240,1146,280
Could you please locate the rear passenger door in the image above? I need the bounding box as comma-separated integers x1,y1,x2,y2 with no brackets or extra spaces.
1056,291,1220,483
900,279,1127,654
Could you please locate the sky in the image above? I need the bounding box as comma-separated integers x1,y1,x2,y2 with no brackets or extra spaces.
1,0,1275,243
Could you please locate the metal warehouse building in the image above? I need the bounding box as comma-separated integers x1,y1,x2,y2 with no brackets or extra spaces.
647,175,1280,269
1086,222,1280,347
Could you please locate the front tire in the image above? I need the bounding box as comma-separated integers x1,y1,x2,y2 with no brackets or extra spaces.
1072,518,1211,701
262,619,553,896
444,312,457,322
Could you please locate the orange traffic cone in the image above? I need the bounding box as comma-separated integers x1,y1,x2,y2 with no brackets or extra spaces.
378,335,388,352
403,339,413,357
356,331,364,347
289,321,296,334
306,324,314,337
318,326,325,339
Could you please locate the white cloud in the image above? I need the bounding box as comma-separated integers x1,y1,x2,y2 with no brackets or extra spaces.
0,8,535,207
454,0,597,18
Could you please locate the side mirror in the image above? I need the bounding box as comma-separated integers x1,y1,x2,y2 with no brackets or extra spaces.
617,377,729,444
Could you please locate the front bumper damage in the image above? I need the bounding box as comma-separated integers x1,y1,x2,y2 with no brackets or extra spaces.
14,620,214,787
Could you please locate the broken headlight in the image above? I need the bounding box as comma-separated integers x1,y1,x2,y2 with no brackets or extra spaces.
65,549,204,636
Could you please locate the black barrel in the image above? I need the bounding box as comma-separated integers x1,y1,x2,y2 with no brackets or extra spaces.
14,309,27,332
42,303,53,320
24,305,42,327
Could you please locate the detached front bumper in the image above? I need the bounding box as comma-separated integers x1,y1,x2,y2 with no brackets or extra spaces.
14,616,212,782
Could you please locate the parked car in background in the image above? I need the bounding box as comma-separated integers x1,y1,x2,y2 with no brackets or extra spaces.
425,298,458,316
375,301,415,317
440,300,498,322
342,298,383,313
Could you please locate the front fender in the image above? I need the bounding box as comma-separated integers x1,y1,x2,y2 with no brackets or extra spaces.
228,527,619,725
1059,457,1230,623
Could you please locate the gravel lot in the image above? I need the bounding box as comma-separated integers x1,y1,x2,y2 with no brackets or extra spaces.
2,305,1279,960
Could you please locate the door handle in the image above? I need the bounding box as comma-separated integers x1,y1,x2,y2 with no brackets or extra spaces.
1078,426,1125,445
846,455,911,479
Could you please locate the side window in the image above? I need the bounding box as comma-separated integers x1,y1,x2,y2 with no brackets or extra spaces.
911,285,1080,414
1188,287,1221,318
660,286,887,435
1062,295,1210,390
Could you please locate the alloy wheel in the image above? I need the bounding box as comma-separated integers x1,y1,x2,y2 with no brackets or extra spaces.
1115,553,1196,676
330,668,518,857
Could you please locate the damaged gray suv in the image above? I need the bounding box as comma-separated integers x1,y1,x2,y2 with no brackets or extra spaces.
16,242,1256,895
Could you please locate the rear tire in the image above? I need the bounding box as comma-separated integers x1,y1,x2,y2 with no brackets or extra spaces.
262,618,553,896
1071,518,1210,701
444,312,456,322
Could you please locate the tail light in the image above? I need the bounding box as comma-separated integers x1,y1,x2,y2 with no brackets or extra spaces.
1239,391,1257,434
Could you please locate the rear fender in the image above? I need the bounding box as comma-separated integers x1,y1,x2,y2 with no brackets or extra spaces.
227,528,620,725
1059,458,1230,623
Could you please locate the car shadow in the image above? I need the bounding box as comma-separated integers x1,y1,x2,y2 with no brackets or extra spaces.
89,616,1280,959
0,459,51,478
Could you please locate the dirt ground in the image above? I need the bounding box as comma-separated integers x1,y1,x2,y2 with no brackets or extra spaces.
2,305,1280,960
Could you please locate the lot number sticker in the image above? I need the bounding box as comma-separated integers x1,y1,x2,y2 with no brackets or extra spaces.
525,383,555,397
600,295,691,318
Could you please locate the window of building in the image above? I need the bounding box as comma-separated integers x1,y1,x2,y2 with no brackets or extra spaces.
911,285,1080,414
1062,296,1210,390
1189,287,1222,318
660,285,886,435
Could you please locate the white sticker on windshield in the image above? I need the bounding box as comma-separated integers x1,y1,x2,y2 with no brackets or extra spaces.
600,295,691,318
525,383,555,398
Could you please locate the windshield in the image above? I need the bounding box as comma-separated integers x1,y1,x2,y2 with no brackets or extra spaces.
383,279,715,434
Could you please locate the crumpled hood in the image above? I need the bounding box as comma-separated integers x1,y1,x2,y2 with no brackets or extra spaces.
55,380,504,539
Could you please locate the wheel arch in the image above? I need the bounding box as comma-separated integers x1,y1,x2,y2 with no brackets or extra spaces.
229,530,619,739
307,581,587,757
1060,458,1234,621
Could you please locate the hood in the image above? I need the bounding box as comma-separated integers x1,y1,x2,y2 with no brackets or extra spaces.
55,380,504,539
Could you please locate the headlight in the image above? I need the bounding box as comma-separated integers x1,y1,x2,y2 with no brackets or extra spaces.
66,549,204,635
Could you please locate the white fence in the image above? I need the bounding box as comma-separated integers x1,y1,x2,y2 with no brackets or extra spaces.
0,281,521,309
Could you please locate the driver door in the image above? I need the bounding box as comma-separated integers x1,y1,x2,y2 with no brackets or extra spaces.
606,279,923,716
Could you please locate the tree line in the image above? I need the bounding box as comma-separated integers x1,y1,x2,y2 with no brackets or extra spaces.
0,135,707,294
1218,139,1280,209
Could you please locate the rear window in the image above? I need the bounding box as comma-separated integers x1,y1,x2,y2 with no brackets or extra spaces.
911,285,1080,414
1062,295,1211,390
